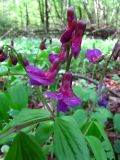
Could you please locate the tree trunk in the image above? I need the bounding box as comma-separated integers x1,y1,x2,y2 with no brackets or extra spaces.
83,0,95,24
37,0,45,28
25,3,30,34
45,0,49,33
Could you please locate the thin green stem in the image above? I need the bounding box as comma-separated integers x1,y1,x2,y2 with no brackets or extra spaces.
0,116,53,139
5,45,18,55
37,87,55,118
100,40,119,84
66,53,72,71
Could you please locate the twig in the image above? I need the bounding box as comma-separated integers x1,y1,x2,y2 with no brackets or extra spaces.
0,28,14,39
72,73,120,98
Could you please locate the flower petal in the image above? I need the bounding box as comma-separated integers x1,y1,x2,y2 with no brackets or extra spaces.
86,48,102,63
48,53,65,63
60,29,72,44
57,100,68,112
26,65,45,76
45,91,63,100
29,75,53,86
63,94,81,106
71,33,82,59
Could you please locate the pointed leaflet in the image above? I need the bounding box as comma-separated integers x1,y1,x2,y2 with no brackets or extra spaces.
0,108,51,142
84,119,115,160
35,121,54,145
7,82,28,110
54,116,89,160
5,132,46,160
86,136,107,160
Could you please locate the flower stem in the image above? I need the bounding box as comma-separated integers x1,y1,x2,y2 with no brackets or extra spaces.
66,53,72,71
0,116,53,139
37,87,55,118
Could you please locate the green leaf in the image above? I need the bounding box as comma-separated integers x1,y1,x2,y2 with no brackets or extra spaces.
73,109,88,129
0,108,51,144
86,136,107,160
0,66,8,76
0,92,10,121
7,82,28,110
73,85,97,102
114,140,120,154
92,108,113,126
5,132,46,160
113,114,120,132
11,108,51,126
84,120,115,160
35,121,54,145
54,116,89,160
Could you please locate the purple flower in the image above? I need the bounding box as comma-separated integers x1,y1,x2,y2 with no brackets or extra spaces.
60,29,73,44
48,43,69,63
60,7,77,44
86,48,103,63
40,39,46,50
9,54,18,65
98,96,108,108
71,20,86,59
49,53,65,63
26,59,59,86
45,72,81,112
67,7,77,31
0,49,7,62
23,58,29,66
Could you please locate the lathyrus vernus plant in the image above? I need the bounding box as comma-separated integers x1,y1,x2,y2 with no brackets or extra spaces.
0,6,117,160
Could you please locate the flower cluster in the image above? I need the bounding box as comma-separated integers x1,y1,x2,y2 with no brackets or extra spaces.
60,7,86,59
26,7,86,112
45,72,81,112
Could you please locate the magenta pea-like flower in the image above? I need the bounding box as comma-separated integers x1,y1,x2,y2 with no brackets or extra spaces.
9,54,18,65
0,49,7,62
48,43,69,63
23,58,29,66
49,53,65,63
86,48,103,63
26,59,59,86
40,39,46,50
60,7,77,44
45,72,81,112
71,20,86,59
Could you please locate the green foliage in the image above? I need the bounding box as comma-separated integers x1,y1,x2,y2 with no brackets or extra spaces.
73,109,88,129
0,92,10,122
0,108,51,144
54,116,89,160
83,120,115,160
35,121,54,145
113,114,120,132
112,74,120,84
91,107,113,126
86,136,107,160
7,82,28,110
5,132,46,160
114,140,120,154
73,83,97,103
